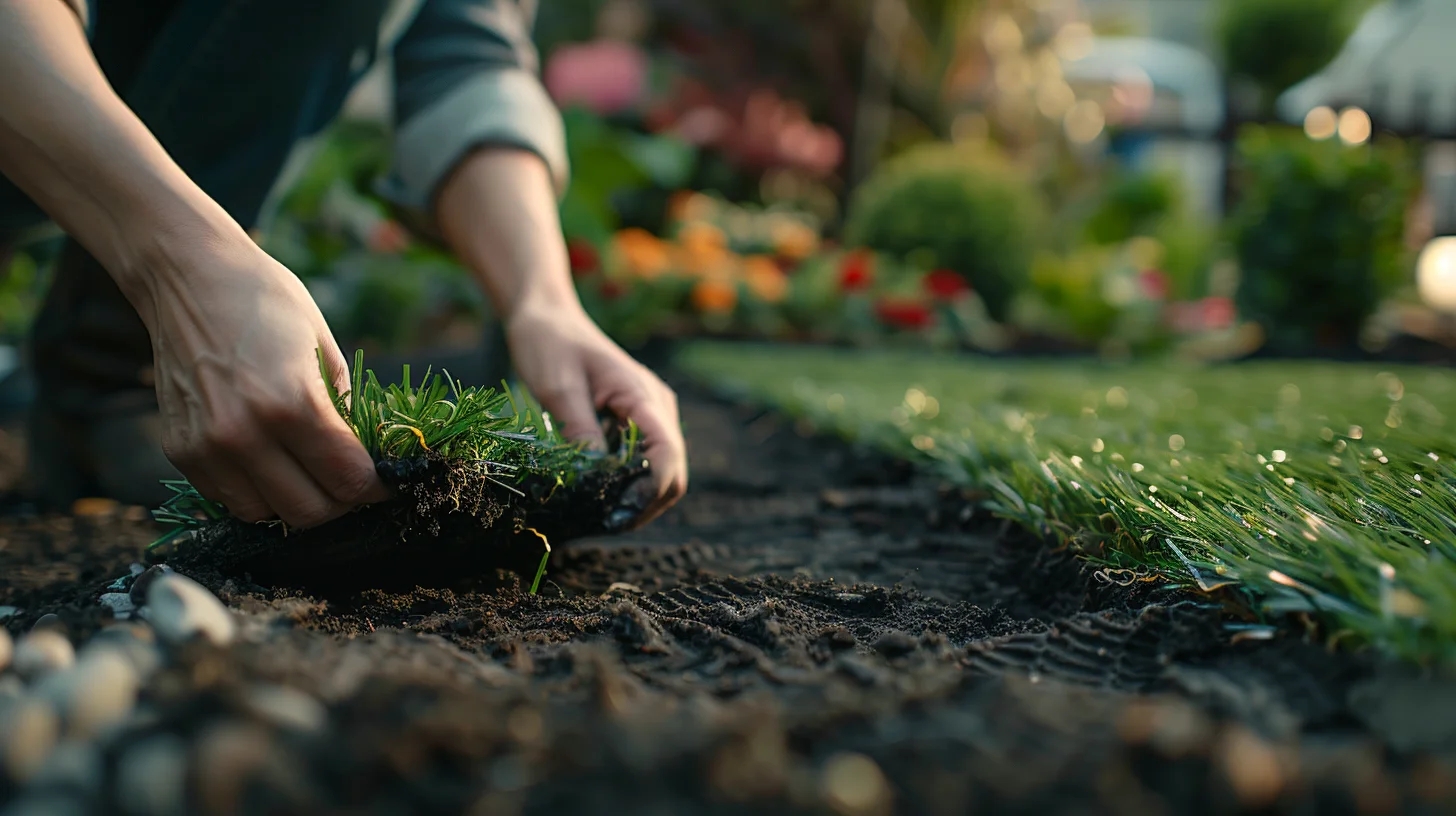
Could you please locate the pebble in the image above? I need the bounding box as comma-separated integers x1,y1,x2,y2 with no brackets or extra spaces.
243,684,327,734
194,722,273,813
145,574,235,647
820,752,892,816
12,630,75,680
82,624,163,679
129,565,174,608
0,676,23,699
0,606,19,622
35,650,140,740
30,740,101,796
0,793,87,816
872,631,918,658
0,695,60,783
99,593,137,619
0,627,10,673
117,735,189,816
30,614,63,632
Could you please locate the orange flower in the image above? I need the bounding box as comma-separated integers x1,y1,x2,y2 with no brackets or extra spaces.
742,255,789,303
677,221,727,253
769,218,819,262
613,228,671,280
668,191,717,225
691,277,738,313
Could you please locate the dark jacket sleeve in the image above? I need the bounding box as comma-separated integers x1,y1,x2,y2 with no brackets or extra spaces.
379,0,567,225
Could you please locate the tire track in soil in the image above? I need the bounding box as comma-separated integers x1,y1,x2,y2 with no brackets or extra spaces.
2,388,1455,814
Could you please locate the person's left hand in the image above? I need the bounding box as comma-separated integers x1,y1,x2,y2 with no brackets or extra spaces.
504,301,687,531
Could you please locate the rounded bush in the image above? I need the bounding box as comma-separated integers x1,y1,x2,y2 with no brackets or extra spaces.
1229,127,1412,352
844,144,1040,321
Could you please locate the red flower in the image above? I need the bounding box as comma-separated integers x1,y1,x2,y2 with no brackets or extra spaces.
567,239,600,277
874,298,935,330
1138,269,1170,301
838,251,875,291
924,269,970,301
1200,296,1235,329
599,280,626,301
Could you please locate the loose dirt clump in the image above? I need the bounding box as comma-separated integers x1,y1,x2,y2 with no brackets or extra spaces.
155,454,640,592
2,382,1455,815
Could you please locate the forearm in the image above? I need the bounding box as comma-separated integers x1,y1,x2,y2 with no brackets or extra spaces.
435,147,582,320
0,0,242,307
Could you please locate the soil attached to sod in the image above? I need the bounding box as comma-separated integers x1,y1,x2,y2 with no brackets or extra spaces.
2,382,1455,815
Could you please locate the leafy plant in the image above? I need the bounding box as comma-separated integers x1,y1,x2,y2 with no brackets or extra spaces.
843,143,1041,321
1229,126,1414,353
682,342,1456,664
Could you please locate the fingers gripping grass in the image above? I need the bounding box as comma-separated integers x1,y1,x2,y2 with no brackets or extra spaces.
679,342,1456,664
152,350,637,593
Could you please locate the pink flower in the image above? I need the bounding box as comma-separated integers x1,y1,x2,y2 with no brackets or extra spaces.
1138,269,1170,302
544,41,649,115
1201,296,1236,330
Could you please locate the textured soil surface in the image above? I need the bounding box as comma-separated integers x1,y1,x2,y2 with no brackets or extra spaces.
2,384,1456,815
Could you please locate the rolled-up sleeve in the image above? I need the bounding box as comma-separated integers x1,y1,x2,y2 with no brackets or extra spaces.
380,0,568,228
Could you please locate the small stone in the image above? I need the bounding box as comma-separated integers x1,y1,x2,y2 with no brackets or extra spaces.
31,613,63,632
35,650,140,740
82,624,163,679
13,630,75,680
0,676,23,699
117,735,189,816
820,752,891,815
194,722,273,814
872,631,918,658
0,606,20,622
100,593,137,619
0,793,87,816
0,695,60,783
71,497,119,518
129,565,175,608
129,563,147,576
1218,726,1286,808
30,740,101,795
0,627,11,673
242,684,327,734
145,574,235,646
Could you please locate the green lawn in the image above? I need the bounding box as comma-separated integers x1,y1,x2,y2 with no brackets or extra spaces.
679,342,1456,664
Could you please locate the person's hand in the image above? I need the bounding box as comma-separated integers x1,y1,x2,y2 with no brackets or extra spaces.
504,302,687,531
130,232,391,528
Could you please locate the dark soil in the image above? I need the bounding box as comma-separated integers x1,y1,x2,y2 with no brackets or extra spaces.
3,382,1456,815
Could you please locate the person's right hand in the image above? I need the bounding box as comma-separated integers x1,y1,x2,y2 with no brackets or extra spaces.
131,231,391,528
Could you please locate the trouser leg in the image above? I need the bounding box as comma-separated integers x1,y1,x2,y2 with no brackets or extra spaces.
25,0,391,508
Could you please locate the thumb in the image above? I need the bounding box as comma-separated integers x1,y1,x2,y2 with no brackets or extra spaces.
536,379,607,452
316,342,356,411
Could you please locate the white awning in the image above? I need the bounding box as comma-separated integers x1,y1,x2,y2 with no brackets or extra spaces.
1062,36,1225,134
1278,0,1456,135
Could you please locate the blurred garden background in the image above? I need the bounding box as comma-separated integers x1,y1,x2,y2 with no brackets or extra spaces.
295,0,1453,367
4,0,1453,372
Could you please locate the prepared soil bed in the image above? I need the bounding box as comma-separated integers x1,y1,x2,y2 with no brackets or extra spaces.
2,382,1455,815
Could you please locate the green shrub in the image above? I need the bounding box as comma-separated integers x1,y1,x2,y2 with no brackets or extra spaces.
1229,126,1413,353
844,143,1041,321
1082,169,1182,245
1218,0,1357,111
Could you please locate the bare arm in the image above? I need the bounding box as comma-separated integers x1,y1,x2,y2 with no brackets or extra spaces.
437,148,687,529
0,0,233,296
0,0,388,526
